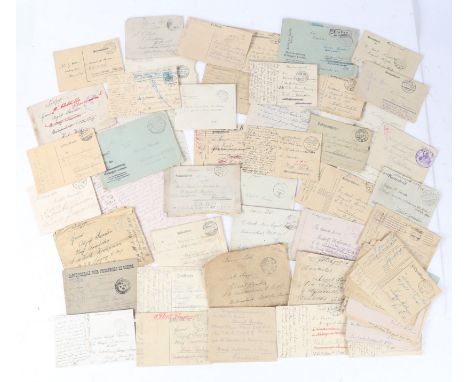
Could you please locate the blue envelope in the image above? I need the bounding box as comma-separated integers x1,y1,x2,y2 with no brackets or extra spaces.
98,113,183,189
278,18,359,77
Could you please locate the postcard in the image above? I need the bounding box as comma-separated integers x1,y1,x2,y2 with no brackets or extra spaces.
246,104,310,132
194,126,245,165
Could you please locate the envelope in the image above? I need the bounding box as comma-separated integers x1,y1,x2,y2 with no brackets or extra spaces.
276,304,347,357
137,266,208,312
318,75,365,120
241,171,297,210
367,125,437,182
296,164,373,224
54,207,153,268
54,309,135,367
27,129,106,194
53,38,124,91
63,259,137,314
175,84,237,130
152,217,228,266
246,104,311,132
241,30,280,72
107,67,181,116
136,311,208,366
177,17,253,70
194,126,245,165
203,243,291,307
164,165,241,216
98,113,183,189
290,209,363,260
352,30,422,77
309,114,373,171
125,16,184,59
230,205,300,252
354,61,429,123
242,126,322,181
288,252,354,305
29,177,101,235
27,85,116,145
369,167,440,226
202,64,250,114
249,62,318,107
208,307,277,363
278,18,359,77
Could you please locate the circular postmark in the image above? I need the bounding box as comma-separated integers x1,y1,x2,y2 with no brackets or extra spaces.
295,70,309,82
177,65,190,79
162,70,174,83
415,148,435,168
78,129,93,141
354,128,370,142
300,281,316,300
394,57,407,70
284,215,298,230
72,179,88,190
115,278,131,294
166,19,180,31
344,78,356,92
303,136,321,153
418,279,435,297
216,89,229,102
214,166,227,177
203,220,218,236
401,79,416,93
272,183,288,199
420,188,440,207
147,116,167,134
260,257,277,275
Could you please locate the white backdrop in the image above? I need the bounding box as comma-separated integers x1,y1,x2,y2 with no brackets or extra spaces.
15,0,451,381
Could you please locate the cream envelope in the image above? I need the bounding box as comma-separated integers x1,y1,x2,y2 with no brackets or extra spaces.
175,84,237,130
296,164,373,224
107,67,181,116
230,205,300,251
290,209,363,261
27,85,116,145
137,266,208,312
125,16,184,59
352,30,422,78
194,126,245,165
125,56,198,84
358,204,440,269
204,244,291,307
241,171,297,210
356,103,406,131
54,207,153,268
246,104,311,132
370,167,440,226
276,304,347,357
241,30,280,72
317,75,365,120
242,126,322,181
54,38,124,91
136,311,208,366
152,217,228,266
202,64,250,114
164,165,241,216
208,307,277,363
54,309,135,367
354,61,429,123
63,259,137,315
367,126,437,182
27,129,106,194
309,114,373,171
177,17,253,70
29,178,101,235
288,252,354,305
249,62,318,107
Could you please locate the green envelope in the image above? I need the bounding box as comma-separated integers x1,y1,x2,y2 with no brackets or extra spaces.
98,113,183,189
278,18,359,77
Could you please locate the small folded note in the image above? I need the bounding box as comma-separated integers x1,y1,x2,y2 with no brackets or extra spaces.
249,62,318,107
54,39,124,91
246,104,310,132
204,244,291,307
194,126,245,165
62,259,137,314
97,113,183,189
164,165,241,216
54,207,153,268
208,307,277,363
242,126,322,181
242,30,280,72
354,61,429,123
27,129,106,194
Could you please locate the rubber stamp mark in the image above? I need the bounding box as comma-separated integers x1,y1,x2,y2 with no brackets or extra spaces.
260,257,277,275
203,220,218,236
115,278,131,294
415,148,434,168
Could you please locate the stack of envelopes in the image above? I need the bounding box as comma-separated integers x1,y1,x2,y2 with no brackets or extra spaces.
24,15,442,367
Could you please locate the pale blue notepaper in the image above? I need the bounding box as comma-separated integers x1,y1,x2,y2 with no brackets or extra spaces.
278,18,359,77
98,113,183,189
